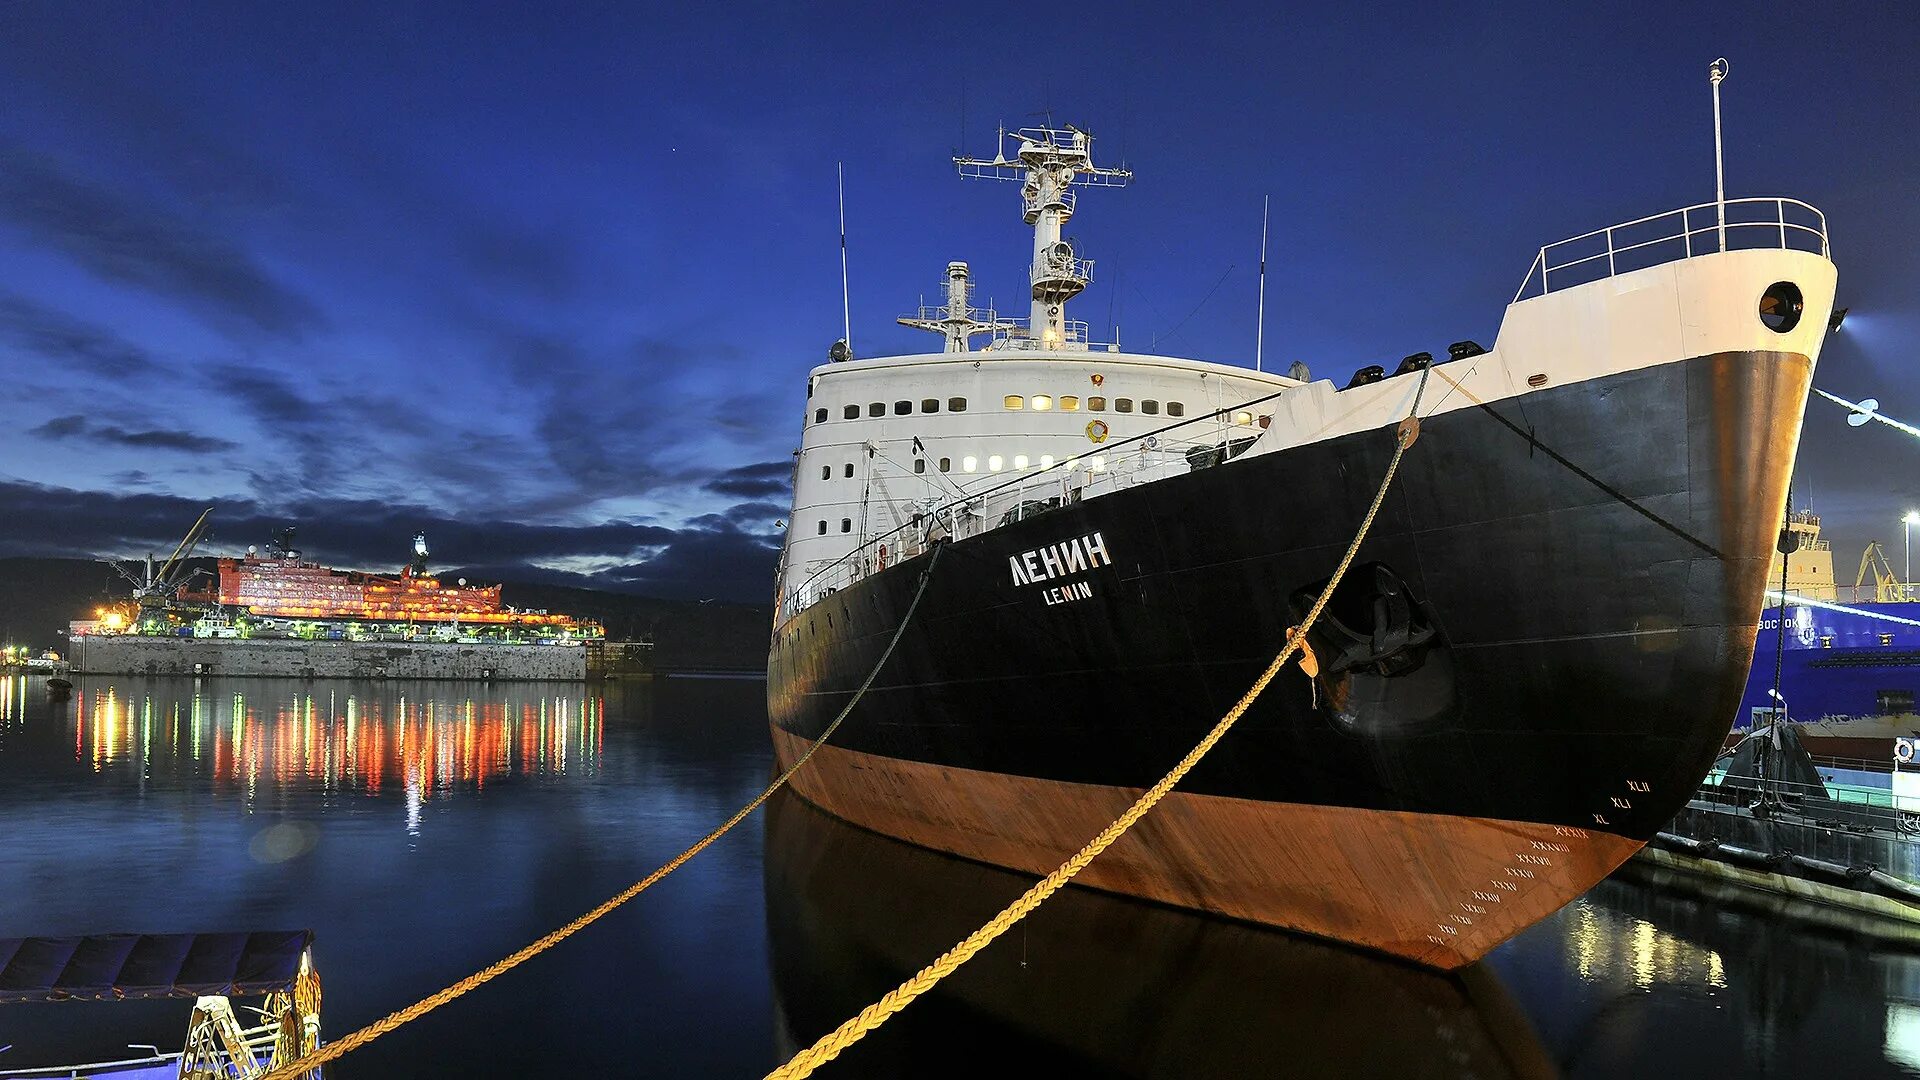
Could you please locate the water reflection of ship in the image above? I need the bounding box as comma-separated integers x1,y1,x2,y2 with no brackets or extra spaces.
59,677,605,796
1491,876,1920,1075
763,790,1557,1079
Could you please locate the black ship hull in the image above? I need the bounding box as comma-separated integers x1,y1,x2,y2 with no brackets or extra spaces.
768,349,1811,967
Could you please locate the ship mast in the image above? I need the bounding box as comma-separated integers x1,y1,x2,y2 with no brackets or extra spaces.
896,261,1018,352
954,125,1131,350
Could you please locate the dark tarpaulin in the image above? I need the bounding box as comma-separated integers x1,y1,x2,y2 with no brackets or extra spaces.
0,931,312,1004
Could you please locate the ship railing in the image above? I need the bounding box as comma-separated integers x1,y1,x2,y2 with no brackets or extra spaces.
1512,197,1829,303
1698,770,1920,835
984,318,1122,353
775,432,1231,623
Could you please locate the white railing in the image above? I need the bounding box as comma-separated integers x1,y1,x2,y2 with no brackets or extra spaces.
774,428,1243,624
1512,197,1830,303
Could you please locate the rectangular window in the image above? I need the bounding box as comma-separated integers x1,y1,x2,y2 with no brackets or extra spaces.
914,459,927,474
949,397,967,412
1004,395,1024,410
1013,455,1029,469
869,403,885,417
939,457,951,472
1233,410,1254,426
841,519,852,533
987,454,1003,471
814,407,827,423
1088,396,1106,411
1141,400,1159,415
1168,402,1185,417
821,465,831,480
1060,396,1080,411
1031,395,1053,411
962,455,978,473
922,398,940,413
844,405,859,419
1115,398,1135,413
844,463,854,477
817,521,827,534
1041,454,1054,468
895,400,911,415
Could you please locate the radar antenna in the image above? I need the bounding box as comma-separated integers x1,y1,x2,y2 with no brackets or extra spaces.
954,124,1130,349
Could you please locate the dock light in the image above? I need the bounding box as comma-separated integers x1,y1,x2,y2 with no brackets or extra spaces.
1906,512,1920,599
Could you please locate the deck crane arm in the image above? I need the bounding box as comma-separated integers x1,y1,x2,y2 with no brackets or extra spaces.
153,507,214,594
1854,541,1901,602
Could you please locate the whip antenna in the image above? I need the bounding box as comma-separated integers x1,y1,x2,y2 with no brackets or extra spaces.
1255,194,1270,372
839,162,853,354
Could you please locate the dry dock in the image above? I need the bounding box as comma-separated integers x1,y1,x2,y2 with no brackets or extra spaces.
68,634,586,681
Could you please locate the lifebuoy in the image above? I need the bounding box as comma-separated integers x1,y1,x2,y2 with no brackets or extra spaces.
1898,737,1914,764
1086,419,1110,444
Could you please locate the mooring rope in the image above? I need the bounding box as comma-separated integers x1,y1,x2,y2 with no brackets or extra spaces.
258,545,946,1080
765,371,1430,1079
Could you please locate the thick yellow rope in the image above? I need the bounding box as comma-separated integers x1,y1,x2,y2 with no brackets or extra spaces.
258,547,946,1080
766,410,1423,1079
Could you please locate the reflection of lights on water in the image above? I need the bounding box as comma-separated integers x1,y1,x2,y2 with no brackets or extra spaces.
67,685,604,816
1563,899,1727,991
1887,1003,1920,1071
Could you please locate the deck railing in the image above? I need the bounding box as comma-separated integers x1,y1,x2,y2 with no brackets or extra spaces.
1699,770,1920,834
1512,197,1830,303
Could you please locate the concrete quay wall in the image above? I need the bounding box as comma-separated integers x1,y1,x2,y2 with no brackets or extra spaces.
70,635,586,681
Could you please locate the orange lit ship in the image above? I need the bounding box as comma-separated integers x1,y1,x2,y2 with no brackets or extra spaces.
214,529,593,634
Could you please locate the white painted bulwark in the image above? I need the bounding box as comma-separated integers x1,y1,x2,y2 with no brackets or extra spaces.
69,635,587,680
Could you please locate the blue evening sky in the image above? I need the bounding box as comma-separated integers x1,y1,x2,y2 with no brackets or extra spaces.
1,2,1915,599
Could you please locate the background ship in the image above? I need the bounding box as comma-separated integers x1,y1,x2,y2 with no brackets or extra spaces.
1743,508,1920,759
768,122,1838,967
68,517,604,681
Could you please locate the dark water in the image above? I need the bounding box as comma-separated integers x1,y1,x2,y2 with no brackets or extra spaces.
1,673,1916,1078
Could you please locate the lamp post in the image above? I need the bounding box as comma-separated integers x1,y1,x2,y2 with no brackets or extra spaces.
1905,511,1920,599
1710,58,1729,252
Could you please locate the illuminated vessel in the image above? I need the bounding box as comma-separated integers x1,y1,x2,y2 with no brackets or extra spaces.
1740,510,1920,759
766,122,1837,967
214,530,586,631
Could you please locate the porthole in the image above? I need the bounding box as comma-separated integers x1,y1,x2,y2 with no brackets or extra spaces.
1115,398,1135,413
1759,281,1803,334
949,397,968,412
1004,395,1025,410
1141,399,1159,415
1032,395,1053,411
1061,396,1080,411
922,398,940,413
869,402,885,417
843,405,859,420
895,400,912,415
1088,396,1107,411
1168,402,1185,417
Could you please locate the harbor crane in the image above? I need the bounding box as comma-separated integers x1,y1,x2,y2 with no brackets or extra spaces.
106,507,215,609
1854,541,1905,603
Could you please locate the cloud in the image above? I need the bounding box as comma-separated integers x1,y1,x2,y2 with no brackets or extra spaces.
30,414,239,453
0,144,322,338
703,460,792,499
0,480,782,603
0,293,159,377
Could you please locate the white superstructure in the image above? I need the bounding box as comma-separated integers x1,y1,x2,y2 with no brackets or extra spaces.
775,124,1836,626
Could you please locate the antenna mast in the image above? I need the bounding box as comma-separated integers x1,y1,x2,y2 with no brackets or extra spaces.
954,125,1131,350
838,162,853,353
897,262,1019,352
1255,195,1270,372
